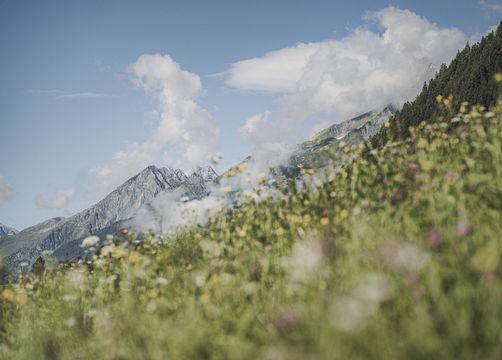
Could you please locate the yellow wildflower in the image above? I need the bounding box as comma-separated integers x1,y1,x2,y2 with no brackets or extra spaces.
2,288,16,303
417,138,428,149
419,159,434,173
339,209,349,220
494,73,502,83
128,251,141,264
111,246,127,259
320,217,329,226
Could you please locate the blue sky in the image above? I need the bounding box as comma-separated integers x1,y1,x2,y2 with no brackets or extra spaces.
0,0,500,230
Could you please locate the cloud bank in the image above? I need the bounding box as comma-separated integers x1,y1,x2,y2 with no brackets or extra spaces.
36,186,76,209
87,54,219,198
228,7,468,123
0,176,16,202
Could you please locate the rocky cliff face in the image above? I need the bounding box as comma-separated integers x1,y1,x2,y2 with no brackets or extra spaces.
1,165,217,274
272,105,397,177
0,223,18,238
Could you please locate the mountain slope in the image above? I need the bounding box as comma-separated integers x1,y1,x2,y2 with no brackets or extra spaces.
272,105,397,177
372,22,502,146
0,223,18,238
1,165,217,273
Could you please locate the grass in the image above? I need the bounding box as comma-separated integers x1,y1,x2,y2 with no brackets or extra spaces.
1,98,502,359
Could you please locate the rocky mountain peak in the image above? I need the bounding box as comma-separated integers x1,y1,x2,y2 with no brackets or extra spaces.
0,223,18,238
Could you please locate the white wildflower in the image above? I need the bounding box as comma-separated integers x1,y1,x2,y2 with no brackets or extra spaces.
81,235,100,248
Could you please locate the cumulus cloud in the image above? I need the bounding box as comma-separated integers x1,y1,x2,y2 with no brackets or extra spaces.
240,111,273,143
87,54,219,198
0,176,16,202
480,0,502,13
228,7,468,120
36,186,76,209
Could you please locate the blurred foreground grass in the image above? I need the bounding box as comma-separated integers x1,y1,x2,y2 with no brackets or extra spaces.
1,99,502,359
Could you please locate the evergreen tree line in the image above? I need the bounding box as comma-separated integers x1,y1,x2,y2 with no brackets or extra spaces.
371,21,502,147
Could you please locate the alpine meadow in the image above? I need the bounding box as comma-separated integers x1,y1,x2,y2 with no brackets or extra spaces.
1,2,502,359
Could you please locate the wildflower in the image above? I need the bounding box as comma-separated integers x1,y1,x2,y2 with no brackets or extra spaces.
320,217,329,226
380,242,430,272
384,122,390,128
128,251,141,264
81,235,99,248
416,138,428,149
470,240,499,274
100,244,114,257
111,245,127,259
286,238,323,281
331,274,392,333
223,170,235,178
147,288,159,299
2,288,16,303
186,263,193,271
236,163,248,172
419,159,434,173
494,73,502,82
276,227,285,236
426,228,442,246
273,309,301,333
456,220,473,236
339,209,349,220
210,274,220,285
435,95,443,103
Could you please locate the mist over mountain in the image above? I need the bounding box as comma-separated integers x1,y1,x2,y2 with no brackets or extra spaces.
0,223,18,238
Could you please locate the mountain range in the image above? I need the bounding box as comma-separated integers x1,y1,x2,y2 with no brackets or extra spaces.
0,105,395,275
0,166,217,275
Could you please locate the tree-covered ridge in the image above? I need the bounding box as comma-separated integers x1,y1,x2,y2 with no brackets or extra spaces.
372,21,502,147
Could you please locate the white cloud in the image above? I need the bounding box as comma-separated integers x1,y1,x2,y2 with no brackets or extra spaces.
86,54,219,198
25,89,116,99
480,0,502,13
240,111,272,142
228,7,468,120
0,176,16,202
36,186,76,209
56,92,116,99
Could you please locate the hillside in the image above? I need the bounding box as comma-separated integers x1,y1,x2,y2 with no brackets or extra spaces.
1,93,501,358
372,22,502,146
